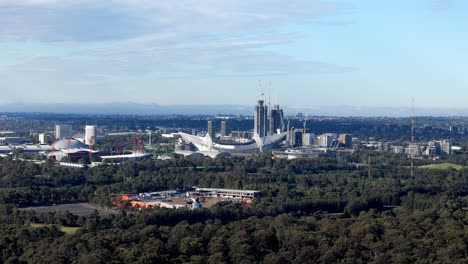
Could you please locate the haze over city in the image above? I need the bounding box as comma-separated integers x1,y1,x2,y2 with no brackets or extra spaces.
1,0,467,114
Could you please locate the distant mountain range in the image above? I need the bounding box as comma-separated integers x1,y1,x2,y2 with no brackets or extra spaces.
1,103,468,117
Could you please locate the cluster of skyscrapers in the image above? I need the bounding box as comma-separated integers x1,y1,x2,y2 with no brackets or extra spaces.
254,100,284,137
205,100,284,141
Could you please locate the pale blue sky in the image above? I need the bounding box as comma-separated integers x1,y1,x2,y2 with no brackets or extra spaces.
0,0,466,109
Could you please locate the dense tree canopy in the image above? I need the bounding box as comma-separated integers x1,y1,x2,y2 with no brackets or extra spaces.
0,149,467,263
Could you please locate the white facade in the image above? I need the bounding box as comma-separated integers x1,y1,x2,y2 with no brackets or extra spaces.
318,133,337,147
406,144,422,157
55,125,73,140
176,132,285,153
38,133,47,144
85,125,97,145
302,133,316,146
441,139,452,155
393,146,404,154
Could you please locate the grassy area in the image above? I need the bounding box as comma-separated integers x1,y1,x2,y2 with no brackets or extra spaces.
419,162,463,171
30,223,79,235
60,226,80,235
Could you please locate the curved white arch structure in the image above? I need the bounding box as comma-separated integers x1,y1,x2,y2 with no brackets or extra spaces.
176,132,285,153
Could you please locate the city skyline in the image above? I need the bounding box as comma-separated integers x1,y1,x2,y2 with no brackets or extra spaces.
1,0,467,110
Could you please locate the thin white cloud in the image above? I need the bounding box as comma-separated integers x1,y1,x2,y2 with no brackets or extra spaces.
431,0,456,11
0,0,350,42
0,0,354,79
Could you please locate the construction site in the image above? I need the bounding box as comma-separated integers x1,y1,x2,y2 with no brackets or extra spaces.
115,187,261,210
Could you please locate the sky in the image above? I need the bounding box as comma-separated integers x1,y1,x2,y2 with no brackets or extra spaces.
0,0,467,110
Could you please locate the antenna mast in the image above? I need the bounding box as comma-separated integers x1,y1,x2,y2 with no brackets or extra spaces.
411,97,415,178
303,113,308,132
268,82,272,110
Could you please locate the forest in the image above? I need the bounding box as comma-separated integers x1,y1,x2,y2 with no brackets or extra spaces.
0,149,467,263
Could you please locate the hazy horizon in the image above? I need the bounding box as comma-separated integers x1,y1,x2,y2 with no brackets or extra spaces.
1,0,467,109
2,102,468,117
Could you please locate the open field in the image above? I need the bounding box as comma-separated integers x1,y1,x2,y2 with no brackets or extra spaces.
19,203,116,217
419,162,463,170
30,223,80,235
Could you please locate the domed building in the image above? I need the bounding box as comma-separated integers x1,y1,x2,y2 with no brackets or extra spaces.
48,138,97,162
52,138,88,150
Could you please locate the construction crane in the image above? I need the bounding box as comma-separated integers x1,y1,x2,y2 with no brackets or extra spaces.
258,80,265,98
411,97,415,179
303,113,308,132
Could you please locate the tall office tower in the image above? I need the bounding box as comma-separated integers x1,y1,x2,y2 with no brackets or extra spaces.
207,120,215,139
269,104,284,135
85,125,97,145
220,120,228,137
55,125,73,140
339,134,353,148
254,100,268,137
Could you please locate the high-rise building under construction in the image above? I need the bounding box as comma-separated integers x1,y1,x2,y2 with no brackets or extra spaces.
269,104,284,135
220,120,228,137
207,120,215,139
254,100,268,137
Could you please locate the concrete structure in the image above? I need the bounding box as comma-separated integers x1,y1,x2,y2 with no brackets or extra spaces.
0,146,12,155
175,150,231,159
157,154,175,160
85,125,97,145
393,146,404,154
339,134,352,148
193,187,260,199
100,152,152,162
254,100,268,137
425,140,452,156
59,162,86,168
0,137,30,145
162,134,175,138
288,129,304,147
220,120,228,137
176,131,285,153
378,142,391,152
0,144,52,155
48,138,96,161
302,133,315,146
52,138,88,150
318,133,338,147
231,131,254,140
269,104,284,135
406,144,422,157
273,147,335,159
38,133,47,144
207,120,215,139
441,139,452,155
55,125,73,140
